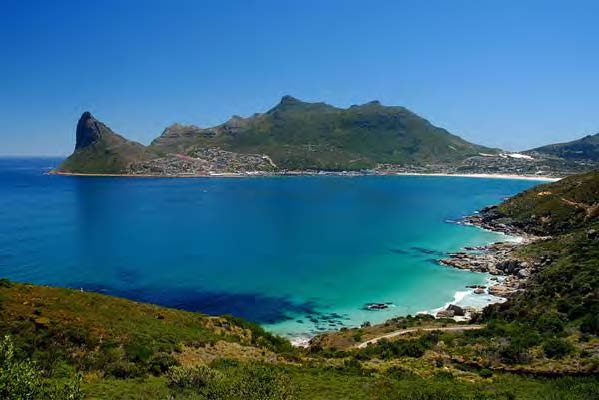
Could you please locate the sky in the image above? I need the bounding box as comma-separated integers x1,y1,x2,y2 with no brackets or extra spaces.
1,0,598,155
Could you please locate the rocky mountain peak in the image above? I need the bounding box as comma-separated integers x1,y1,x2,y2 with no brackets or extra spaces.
279,95,301,105
75,112,103,150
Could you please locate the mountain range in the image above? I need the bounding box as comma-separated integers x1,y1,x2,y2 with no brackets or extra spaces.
56,96,598,176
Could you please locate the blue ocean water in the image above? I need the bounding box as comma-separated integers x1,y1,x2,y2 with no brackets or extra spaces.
0,158,543,342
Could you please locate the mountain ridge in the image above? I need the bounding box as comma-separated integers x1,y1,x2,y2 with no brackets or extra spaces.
58,96,498,174
56,97,599,176
525,133,599,161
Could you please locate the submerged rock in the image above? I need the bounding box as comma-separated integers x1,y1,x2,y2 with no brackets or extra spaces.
364,303,389,311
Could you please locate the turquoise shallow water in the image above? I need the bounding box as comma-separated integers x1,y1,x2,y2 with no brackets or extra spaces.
0,158,543,342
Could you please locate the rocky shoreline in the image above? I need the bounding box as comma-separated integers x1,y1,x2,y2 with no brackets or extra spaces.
435,206,552,314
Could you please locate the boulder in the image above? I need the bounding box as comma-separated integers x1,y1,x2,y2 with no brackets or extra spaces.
496,259,523,274
446,304,465,316
517,269,531,279
436,309,455,318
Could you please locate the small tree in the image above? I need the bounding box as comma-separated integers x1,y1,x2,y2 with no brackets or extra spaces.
0,335,83,400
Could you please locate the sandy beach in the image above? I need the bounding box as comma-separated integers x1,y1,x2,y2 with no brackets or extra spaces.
393,172,560,181
49,170,562,181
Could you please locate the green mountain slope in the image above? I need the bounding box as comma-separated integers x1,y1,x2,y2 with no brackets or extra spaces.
150,96,496,170
526,133,599,161
484,170,599,235
58,97,498,174
479,172,599,359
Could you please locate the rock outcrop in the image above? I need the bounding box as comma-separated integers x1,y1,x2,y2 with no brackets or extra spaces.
75,112,111,149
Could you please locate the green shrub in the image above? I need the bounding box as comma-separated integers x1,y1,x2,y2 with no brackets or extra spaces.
105,360,143,378
353,331,364,342
542,338,573,359
148,352,178,375
579,314,599,335
0,335,83,399
0,278,12,288
499,343,531,364
124,335,154,363
167,365,222,389
535,313,565,334
169,363,294,400
479,368,493,378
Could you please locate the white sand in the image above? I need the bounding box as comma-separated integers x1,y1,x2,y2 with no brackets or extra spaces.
394,172,560,182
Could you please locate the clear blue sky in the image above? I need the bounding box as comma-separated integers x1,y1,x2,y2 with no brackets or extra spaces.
1,0,598,155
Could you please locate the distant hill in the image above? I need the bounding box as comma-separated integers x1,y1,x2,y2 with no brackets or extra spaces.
526,133,599,161
57,96,497,174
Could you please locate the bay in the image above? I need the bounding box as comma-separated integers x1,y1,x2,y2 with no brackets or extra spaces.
0,157,542,342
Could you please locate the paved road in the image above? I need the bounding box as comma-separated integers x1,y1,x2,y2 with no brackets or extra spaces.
356,324,484,349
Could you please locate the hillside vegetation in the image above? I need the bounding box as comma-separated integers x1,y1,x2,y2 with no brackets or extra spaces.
491,170,599,235
527,134,599,162
149,96,494,170
58,97,497,174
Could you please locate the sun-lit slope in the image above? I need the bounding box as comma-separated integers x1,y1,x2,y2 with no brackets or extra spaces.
526,133,599,162
0,280,293,377
483,170,599,234
150,96,496,170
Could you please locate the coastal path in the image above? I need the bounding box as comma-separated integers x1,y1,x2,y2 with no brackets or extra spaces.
355,324,485,349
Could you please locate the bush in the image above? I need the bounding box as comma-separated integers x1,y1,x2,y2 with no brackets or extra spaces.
542,338,573,359
535,313,565,334
148,352,178,375
0,278,12,288
167,365,222,389
169,363,294,400
499,343,531,364
479,368,493,378
124,335,154,363
579,314,599,335
353,331,364,342
0,335,83,399
105,360,143,378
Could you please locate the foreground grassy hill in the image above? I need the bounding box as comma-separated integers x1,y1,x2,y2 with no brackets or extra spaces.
1,279,597,399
